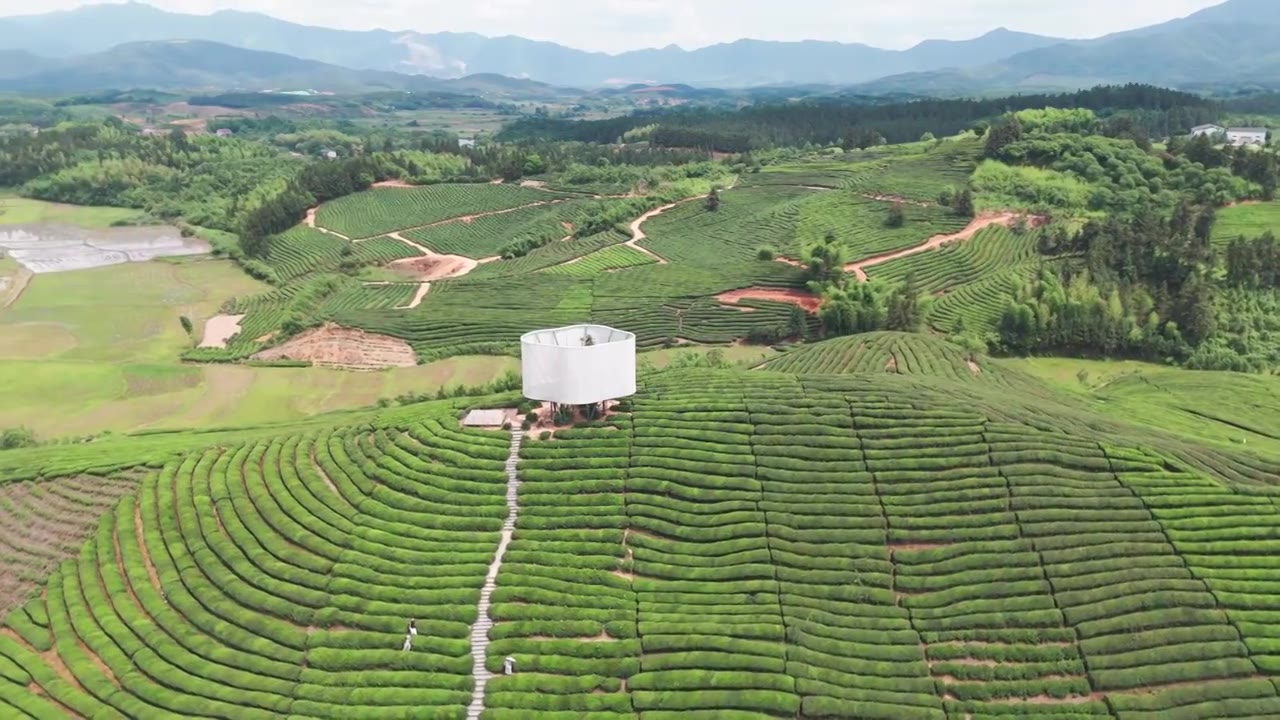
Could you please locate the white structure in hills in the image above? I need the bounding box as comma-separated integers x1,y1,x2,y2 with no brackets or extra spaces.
1188,124,1270,147
1226,127,1268,147
520,324,636,406
1190,124,1224,138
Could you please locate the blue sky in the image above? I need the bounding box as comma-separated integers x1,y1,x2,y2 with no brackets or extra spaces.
0,0,1228,52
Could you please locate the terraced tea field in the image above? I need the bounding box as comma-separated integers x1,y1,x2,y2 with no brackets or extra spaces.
182,137,1046,367
316,185,556,239
5,363,1280,719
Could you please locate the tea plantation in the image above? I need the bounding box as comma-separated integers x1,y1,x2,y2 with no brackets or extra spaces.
5,335,1280,718
187,137,1054,365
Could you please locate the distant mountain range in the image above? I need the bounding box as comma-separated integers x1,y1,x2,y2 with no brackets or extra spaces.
0,40,579,98
0,0,1275,94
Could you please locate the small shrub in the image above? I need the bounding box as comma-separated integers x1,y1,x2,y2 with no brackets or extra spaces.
539,431,552,441
179,315,193,335
756,246,776,261
0,427,37,450
885,202,906,228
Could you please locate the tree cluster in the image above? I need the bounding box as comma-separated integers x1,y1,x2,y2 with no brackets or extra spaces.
1224,232,1280,290
498,84,1216,153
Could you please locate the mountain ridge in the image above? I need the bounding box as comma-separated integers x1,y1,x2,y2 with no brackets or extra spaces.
0,1,1273,92
0,1,1074,87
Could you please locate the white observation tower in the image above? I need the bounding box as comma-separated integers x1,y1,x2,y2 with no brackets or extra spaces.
521,324,636,407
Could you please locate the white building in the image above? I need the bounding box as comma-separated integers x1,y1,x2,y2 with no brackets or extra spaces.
520,324,635,406
1226,127,1268,147
1190,124,1224,138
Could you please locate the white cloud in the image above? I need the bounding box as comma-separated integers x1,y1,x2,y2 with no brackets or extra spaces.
0,0,1227,52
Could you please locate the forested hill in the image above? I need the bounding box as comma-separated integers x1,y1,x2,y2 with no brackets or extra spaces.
500,85,1219,152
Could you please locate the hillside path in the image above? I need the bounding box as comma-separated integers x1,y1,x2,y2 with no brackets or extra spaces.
303,208,352,240
625,176,739,264
466,430,524,720
845,212,1040,282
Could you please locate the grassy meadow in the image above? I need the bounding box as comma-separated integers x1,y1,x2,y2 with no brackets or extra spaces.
1214,199,1280,244
0,195,146,227
1003,355,1280,458
0,254,523,438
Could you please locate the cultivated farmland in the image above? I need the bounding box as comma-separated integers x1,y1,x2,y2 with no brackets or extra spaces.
4,363,1280,718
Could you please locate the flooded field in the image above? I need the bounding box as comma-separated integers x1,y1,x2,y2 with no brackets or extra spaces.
0,224,209,273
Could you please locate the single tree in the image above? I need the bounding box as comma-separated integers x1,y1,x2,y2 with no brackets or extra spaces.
952,188,975,218
179,316,194,335
885,202,906,228
705,187,721,212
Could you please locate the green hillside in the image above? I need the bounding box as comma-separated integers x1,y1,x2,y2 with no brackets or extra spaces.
3,342,1280,718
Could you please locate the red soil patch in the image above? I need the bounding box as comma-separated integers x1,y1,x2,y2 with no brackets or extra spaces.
716,287,821,313
886,355,899,372
967,359,982,375
252,322,417,370
371,179,415,188
389,255,477,281
846,212,1045,282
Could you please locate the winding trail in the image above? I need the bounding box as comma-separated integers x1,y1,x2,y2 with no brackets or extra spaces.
398,282,431,309
303,208,352,241
625,202,681,264
466,430,524,720
842,212,1041,282
625,177,739,264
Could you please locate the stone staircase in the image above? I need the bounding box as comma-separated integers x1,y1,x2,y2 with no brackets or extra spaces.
466,429,523,720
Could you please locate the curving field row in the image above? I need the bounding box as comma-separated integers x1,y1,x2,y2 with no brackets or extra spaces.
927,268,1032,335
0,417,510,718
316,184,556,240
6,373,1280,717
765,331,1020,384
793,192,969,261
848,141,984,202
870,225,1039,293
640,186,816,266
486,423,635,718
405,199,602,259
541,245,656,277
262,228,420,283
467,231,630,279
